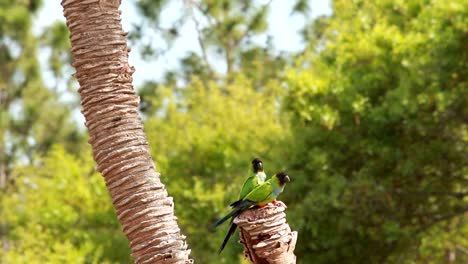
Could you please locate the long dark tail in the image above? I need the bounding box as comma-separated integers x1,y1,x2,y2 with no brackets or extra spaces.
211,208,238,230
229,199,242,207
211,200,254,230
218,221,237,254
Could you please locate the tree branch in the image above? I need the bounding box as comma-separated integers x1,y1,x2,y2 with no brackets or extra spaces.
416,206,468,233
187,1,214,78
395,190,468,199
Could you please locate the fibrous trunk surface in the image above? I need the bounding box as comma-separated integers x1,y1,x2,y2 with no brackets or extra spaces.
61,0,192,263
234,203,297,264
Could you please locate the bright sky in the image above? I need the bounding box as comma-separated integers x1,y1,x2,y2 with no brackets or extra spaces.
35,1,331,86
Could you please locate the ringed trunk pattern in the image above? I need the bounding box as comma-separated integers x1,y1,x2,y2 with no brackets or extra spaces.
61,0,192,263
234,204,297,264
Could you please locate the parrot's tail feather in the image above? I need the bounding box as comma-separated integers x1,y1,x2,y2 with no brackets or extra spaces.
230,197,258,207
218,222,237,254
229,199,242,207
211,200,255,229
236,199,255,211
211,209,238,229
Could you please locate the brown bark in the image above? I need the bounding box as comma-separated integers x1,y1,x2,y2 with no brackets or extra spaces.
61,0,192,263
234,203,297,264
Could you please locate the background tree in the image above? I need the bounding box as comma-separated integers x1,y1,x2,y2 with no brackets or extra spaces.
132,0,289,99
0,0,81,188
131,1,298,262
143,75,288,262
0,1,84,259
0,1,122,262
1,146,131,263
283,0,467,262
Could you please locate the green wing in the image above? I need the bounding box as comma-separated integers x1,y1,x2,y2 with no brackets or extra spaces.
243,180,273,203
238,175,261,199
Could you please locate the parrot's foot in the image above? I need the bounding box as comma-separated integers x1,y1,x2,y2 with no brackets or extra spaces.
272,200,287,208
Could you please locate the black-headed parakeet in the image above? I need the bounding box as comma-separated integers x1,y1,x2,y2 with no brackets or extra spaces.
213,172,291,253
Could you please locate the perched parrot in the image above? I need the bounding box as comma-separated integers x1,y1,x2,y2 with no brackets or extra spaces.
238,158,267,200
213,172,291,254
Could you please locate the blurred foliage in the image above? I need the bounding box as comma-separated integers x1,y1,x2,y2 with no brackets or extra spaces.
142,74,289,262
1,0,467,264
39,21,74,89
132,0,287,87
0,0,84,188
1,146,131,263
283,0,467,263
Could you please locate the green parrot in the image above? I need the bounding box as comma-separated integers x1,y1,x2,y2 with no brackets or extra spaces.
238,158,267,200
213,172,291,254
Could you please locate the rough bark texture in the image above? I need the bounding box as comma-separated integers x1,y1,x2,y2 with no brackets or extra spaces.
234,203,297,264
61,0,192,263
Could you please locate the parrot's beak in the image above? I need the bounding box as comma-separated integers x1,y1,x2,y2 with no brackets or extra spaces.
254,162,263,171
284,175,290,183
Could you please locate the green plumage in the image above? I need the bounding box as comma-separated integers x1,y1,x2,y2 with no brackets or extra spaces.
240,178,279,206
213,171,290,254
238,158,266,199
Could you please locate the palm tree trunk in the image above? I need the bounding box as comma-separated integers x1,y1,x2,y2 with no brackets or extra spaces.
61,0,192,263
234,204,297,264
